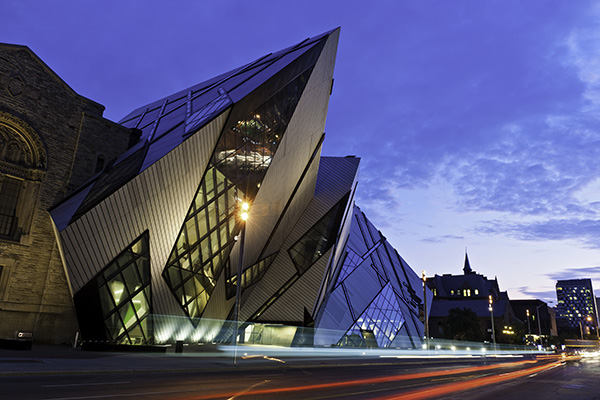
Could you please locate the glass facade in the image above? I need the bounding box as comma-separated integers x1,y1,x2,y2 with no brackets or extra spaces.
162,69,313,321
335,248,362,288
315,206,425,349
340,283,405,348
249,196,350,322
226,253,277,299
77,232,152,345
288,193,348,274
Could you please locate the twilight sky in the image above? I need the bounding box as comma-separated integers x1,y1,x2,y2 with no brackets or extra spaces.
4,0,600,305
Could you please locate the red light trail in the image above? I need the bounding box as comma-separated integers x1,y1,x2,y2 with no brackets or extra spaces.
180,357,567,400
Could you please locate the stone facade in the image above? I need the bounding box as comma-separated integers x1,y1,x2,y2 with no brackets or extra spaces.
0,43,134,344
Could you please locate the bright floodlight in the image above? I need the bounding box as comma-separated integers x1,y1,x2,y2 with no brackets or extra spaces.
241,202,249,211
241,211,249,221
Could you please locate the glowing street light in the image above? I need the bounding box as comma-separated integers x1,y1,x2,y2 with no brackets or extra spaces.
422,271,429,351
579,315,593,340
489,295,496,351
535,304,544,347
240,202,249,220
233,199,250,364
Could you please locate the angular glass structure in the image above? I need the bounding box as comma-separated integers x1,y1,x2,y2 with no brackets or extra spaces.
73,232,152,345
162,68,314,320
288,193,349,274
225,253,277,299
314,205,429,348
340,283,406,348
50,29,430,348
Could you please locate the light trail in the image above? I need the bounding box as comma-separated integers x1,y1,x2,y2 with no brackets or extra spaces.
372,360,565,400
182,359,540,399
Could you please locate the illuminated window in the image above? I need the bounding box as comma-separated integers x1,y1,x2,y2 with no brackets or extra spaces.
474,289,479,295
74,231,152,345
163,69,313,321
226,253,277,298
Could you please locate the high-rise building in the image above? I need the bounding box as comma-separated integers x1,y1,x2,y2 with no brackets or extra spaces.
556,279,598,334
42,28,430,348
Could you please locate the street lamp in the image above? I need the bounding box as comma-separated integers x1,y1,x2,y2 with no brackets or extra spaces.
535,304,544,346
422,271,429,350
594,300,600,341
489,295,496,351
233,200,249,364
579,315,593,340
526,309,531,344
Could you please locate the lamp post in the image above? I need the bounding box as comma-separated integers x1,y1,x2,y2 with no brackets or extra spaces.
594,299,600,341
579,315,593,340
233,200,249,364
526,309,531,344
489,295,496,352
535,304,544,346
422,271,429,350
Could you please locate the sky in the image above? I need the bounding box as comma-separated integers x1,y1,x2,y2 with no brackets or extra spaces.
3,0,600,305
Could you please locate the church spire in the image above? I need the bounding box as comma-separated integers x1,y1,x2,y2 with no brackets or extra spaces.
463,248,474,275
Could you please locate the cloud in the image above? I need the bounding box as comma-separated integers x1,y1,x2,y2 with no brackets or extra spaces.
545,266,600,282
420,235,465,243
348,2,600,227
476,218,600,248
514,287,558,304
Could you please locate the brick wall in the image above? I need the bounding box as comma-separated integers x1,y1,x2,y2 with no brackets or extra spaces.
0,44,133,343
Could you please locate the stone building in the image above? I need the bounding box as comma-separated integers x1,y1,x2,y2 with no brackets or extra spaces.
0,43,136,344
426,252,516,342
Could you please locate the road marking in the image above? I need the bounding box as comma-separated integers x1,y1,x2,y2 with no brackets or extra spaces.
42,381,129,388
227,380,271,400
45,388,207,400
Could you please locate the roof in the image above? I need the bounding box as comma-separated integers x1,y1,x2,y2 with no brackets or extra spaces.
430,273,497,298
50,28,339,231
0,42,105,114
429,299,510,318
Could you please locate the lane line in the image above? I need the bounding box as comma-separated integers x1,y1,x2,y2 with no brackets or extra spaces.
42,381,129,388
227,380,270,400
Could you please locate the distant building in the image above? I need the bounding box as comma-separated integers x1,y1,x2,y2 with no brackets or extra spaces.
509,299,556,338
556,279,598,335
426,252,515,341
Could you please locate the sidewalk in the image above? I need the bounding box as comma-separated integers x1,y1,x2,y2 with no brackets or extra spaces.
0,344,391,376
0,344,272,376
1,343,528,377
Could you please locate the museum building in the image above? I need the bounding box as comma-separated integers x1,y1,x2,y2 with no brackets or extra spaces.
3,28,430,347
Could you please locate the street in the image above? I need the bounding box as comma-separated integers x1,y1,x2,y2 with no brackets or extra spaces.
1,353,594,400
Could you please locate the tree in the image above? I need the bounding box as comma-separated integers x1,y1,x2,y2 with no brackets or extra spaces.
442,307,485,342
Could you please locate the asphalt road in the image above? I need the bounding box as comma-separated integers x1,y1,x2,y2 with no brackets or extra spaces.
0,355,581,400
451,354,600,400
